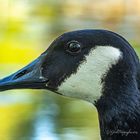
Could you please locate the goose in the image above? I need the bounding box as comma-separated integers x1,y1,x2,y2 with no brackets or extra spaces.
0,29,140,140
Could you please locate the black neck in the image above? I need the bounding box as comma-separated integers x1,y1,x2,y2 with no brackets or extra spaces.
96,94,140,140
95,61,140,140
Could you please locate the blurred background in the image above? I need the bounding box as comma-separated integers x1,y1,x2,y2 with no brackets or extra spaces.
0,0,140,140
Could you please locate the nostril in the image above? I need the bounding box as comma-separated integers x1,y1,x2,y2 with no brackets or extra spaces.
13,70,29,80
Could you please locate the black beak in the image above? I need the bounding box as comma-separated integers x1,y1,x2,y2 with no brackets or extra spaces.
0,53,49,92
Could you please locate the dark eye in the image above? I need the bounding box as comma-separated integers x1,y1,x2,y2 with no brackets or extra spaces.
66,41,81,55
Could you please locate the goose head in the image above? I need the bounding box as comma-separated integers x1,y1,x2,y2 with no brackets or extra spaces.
0,30,139,104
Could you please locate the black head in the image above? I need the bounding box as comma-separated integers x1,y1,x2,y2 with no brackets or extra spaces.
0,29,139,103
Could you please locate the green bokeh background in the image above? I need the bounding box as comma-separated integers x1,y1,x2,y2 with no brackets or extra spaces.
0,0,140,140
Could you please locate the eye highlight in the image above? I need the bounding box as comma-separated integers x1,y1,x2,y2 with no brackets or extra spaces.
66,41,81,55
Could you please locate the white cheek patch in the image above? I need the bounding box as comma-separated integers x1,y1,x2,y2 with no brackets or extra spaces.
58,46,122,103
